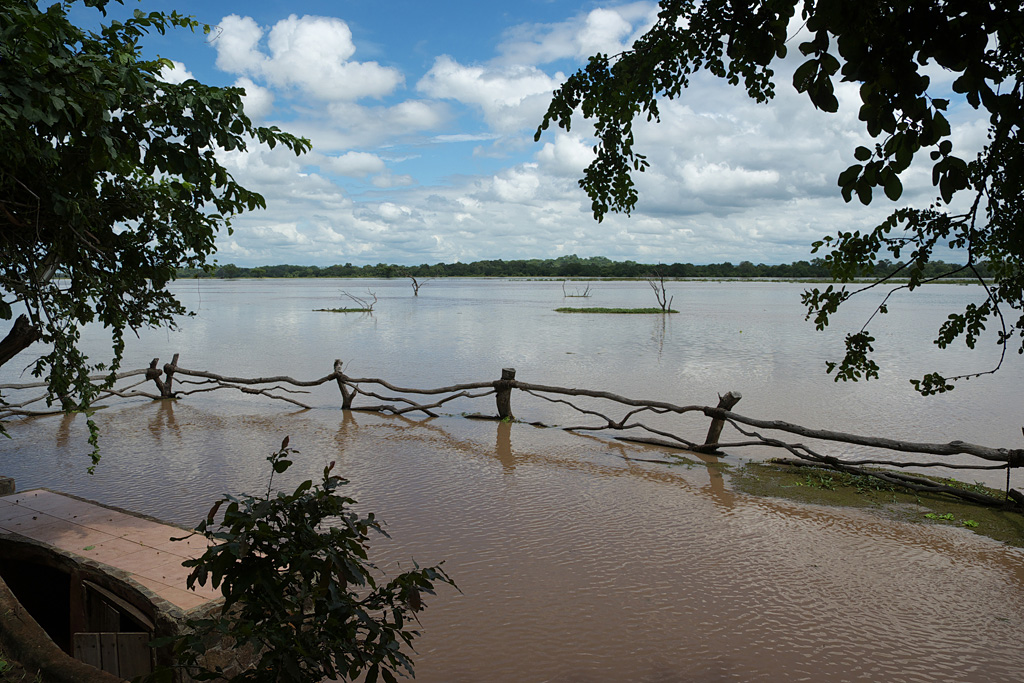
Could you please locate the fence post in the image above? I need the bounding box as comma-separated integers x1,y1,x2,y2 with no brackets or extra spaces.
158,353,180,398
145,358,166,396
334,359,354,409
146,355,178,398
703,391,742,452
495,368,516,419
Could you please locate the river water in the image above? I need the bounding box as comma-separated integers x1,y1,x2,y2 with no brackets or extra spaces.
2,279,1023,681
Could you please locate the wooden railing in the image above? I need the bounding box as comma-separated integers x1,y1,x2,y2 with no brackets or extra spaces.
3,355,1022,508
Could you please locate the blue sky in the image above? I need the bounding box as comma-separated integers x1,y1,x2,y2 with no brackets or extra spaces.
81,1,989,267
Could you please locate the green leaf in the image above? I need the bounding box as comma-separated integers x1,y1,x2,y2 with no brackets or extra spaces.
815,90,839,113
854,181,872,205
883,173,903,201
837,164,862,187
793,60,817,90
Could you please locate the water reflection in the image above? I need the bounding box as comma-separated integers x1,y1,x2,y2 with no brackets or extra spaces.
494,420,517,474
696,452,739,511
55,412,78,450
651,313,667,356
148,398,182,440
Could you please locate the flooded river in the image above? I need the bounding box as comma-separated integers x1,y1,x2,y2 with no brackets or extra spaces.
2,279,1024,680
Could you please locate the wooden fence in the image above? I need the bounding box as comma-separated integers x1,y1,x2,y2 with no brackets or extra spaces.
3,354,1022,509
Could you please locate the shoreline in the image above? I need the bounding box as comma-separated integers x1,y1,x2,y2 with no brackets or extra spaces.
728,460,1024,548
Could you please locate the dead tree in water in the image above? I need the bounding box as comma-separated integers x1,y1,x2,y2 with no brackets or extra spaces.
645,269,674,312
561,280,592,297
343,290,377,311
409,276,432,296
315,290,378,313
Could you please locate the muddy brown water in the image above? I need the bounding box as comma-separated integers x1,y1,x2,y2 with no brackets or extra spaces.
2,279,1023,680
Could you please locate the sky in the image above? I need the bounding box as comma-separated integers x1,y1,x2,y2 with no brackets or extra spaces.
79,0,990,267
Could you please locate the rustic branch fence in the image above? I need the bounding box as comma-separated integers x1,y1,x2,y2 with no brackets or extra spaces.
3,355,1022,509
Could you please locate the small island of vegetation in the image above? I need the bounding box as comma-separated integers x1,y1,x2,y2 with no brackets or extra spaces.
313,291,377,313
555,307,679,314
314,307,373,313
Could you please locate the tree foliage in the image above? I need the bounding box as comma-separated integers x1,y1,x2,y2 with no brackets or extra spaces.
151,438,454,683
178,255,978,280
536,0,1024,394
0,0,310,458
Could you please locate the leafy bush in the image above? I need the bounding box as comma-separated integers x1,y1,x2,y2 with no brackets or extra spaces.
150,437,454,683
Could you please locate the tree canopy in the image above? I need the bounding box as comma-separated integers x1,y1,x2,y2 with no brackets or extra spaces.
179,256,975,281
0,0,309,455
536,0,1024,394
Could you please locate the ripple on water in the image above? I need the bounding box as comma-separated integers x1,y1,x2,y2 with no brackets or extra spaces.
310,418,1024,683
2,407,1024,682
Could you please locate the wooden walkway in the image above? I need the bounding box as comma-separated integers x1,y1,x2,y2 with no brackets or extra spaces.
0,489,220,611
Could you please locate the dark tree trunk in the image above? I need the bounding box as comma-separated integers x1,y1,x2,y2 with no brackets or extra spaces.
0,315,41,368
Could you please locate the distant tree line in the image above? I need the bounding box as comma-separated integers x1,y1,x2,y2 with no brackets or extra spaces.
180,255,984,280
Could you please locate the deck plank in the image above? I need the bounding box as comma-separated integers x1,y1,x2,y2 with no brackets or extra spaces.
0,489,220,611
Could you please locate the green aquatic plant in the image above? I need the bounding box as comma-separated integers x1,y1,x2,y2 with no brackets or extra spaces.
938,478,995,496
732,462,1022,546
839,472,898,495
925,512,981,528
925,512,956,521
790,473,837,490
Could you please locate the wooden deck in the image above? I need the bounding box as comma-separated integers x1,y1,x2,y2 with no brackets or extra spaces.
0,489,220,611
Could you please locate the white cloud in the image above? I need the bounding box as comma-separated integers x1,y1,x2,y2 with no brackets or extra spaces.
372,173,416,188
377,202,411,221
159,60,194,84
247,223,310,246
213,15,266,74
235,77,274,119
417,55,563,134
576,8,634,58
496,3,659,65
296,100,449,151
679,161,780,195
433,133,501,143
214,14,403,101
321,151,386,177
386,100,448,132
535,133,595,177
186,4,994,269
492,166,542,203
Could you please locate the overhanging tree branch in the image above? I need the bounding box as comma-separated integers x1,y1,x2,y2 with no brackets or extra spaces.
537,0,1024,394
0,0,311,456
